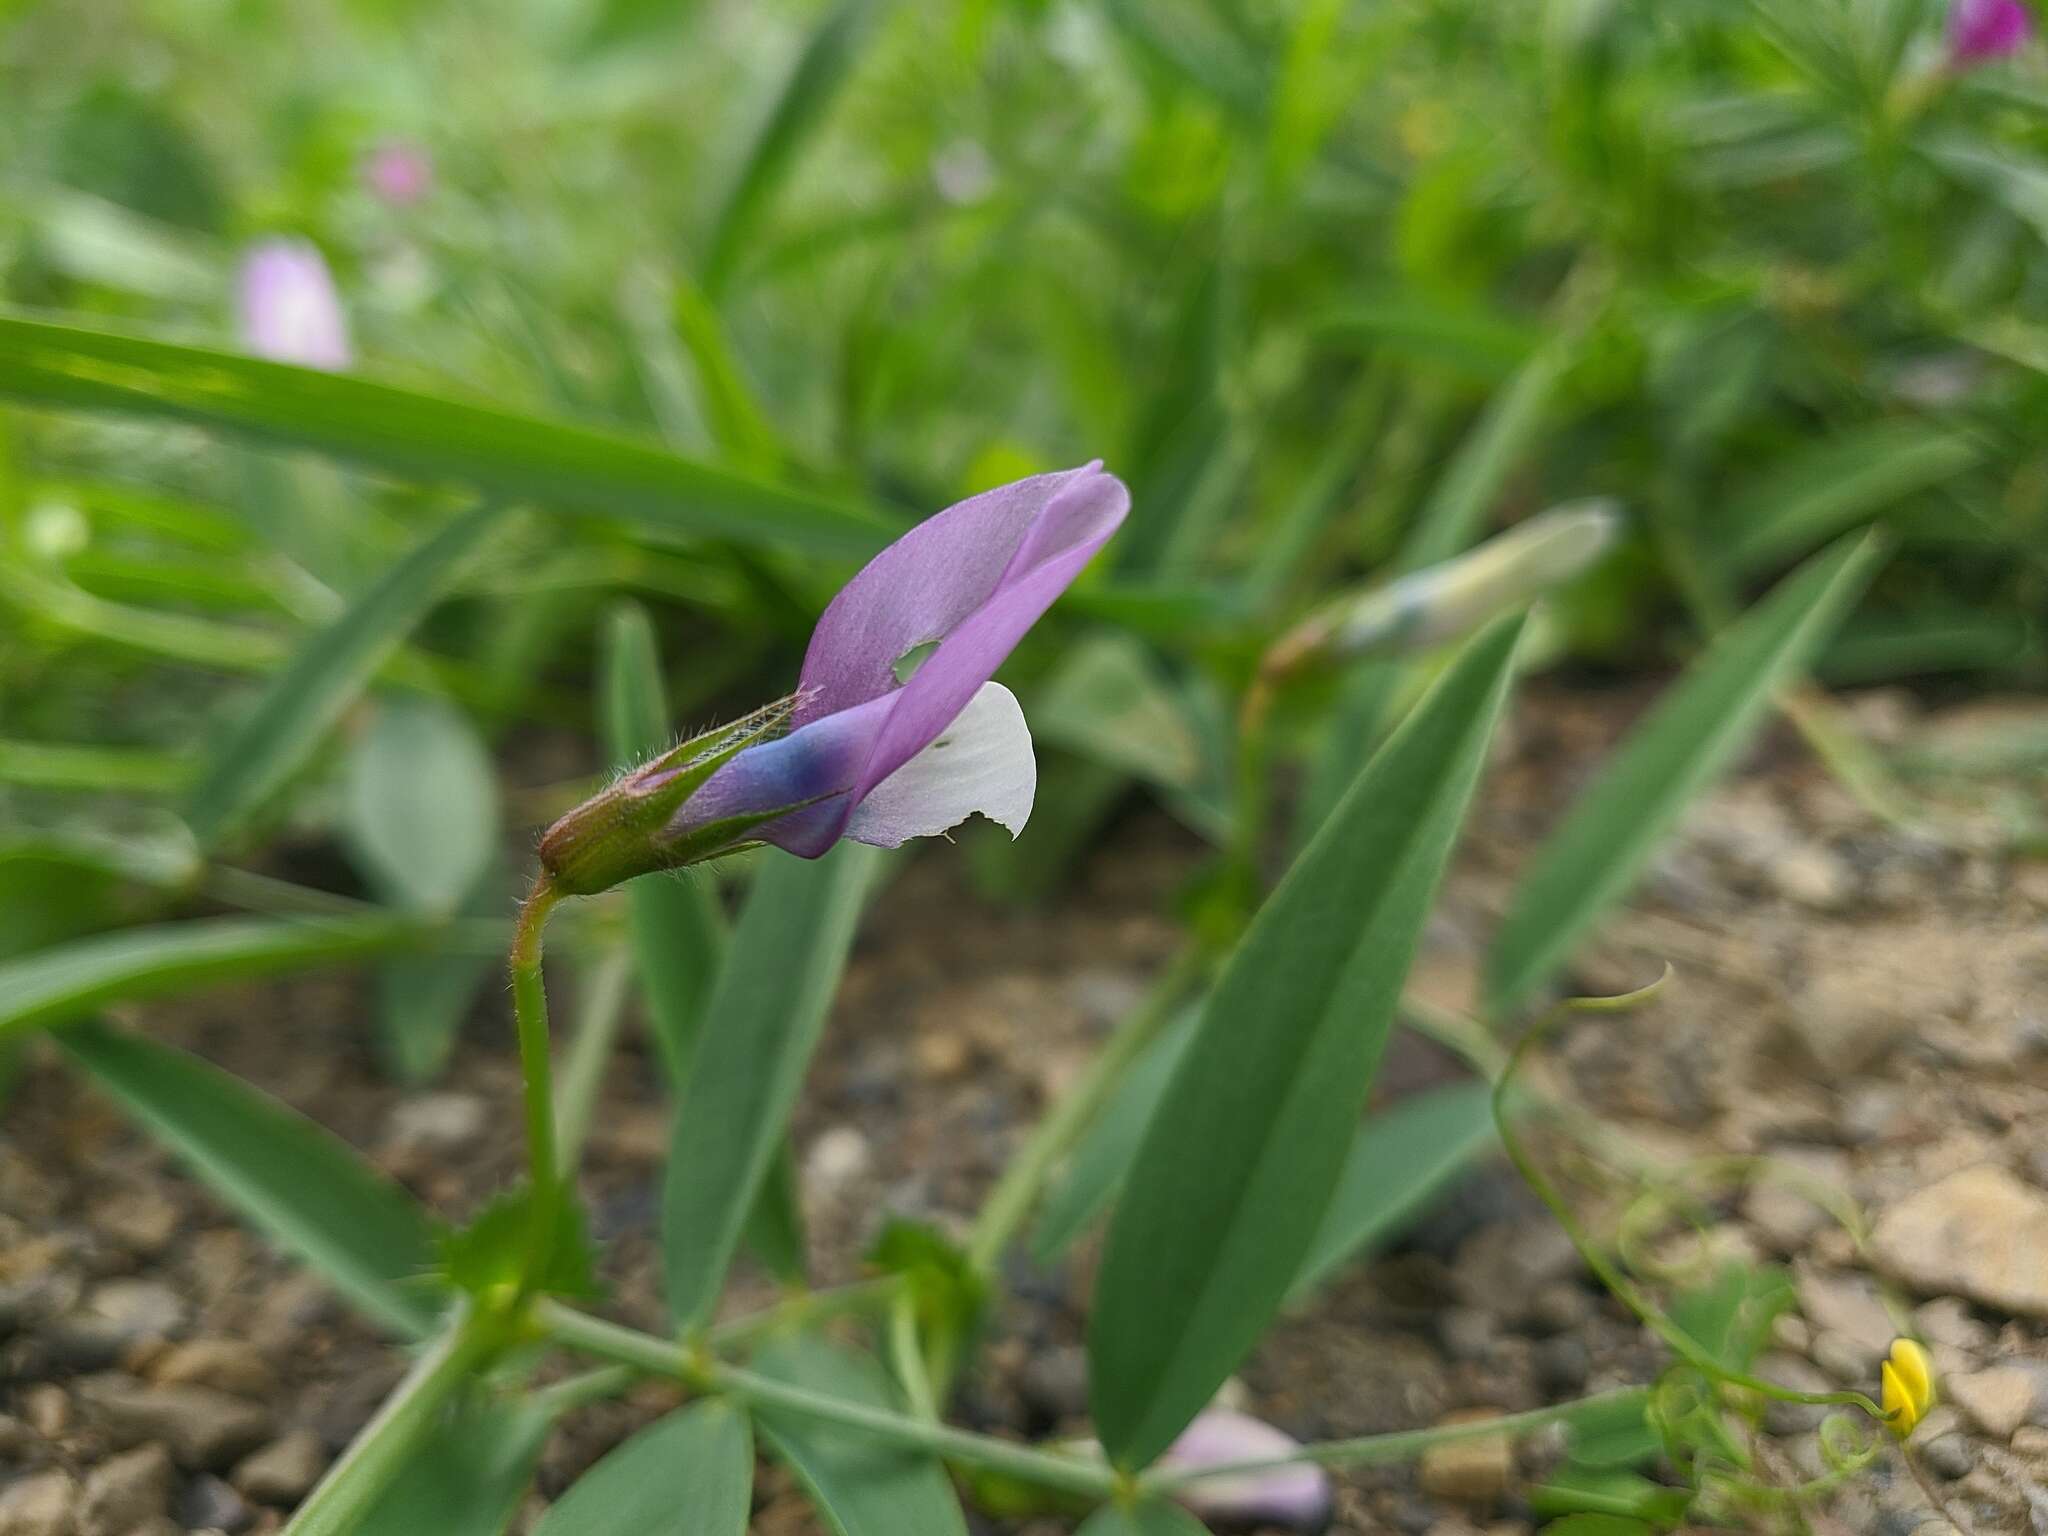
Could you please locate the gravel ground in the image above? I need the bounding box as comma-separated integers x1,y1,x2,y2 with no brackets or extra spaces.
2,684,2046,1535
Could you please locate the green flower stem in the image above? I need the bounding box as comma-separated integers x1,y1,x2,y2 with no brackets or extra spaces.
537,1302,1123,1501
1140,1387,1645,1494
966,944,1207,1275
510,874,566,1282
531,1364,640,1418
280,1301,498,1536
705,1275,905,1354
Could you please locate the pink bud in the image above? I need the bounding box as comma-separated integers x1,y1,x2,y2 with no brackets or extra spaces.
1949,0,2033,63
1160,1410,1333,1529
364,141,433,207
236,240,351,371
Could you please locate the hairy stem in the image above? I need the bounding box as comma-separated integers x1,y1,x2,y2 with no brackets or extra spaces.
510,874,566,1284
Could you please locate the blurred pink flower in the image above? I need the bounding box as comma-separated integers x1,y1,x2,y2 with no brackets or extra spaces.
236,239,351,371
1949,0,2033,63
364,141,433,207
1160,1410,1333,1530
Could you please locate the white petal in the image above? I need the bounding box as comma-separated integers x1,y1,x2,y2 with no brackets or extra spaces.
844,682,1035,847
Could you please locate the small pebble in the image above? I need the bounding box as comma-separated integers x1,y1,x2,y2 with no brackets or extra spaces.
0,1471,77,1536
78,1442,173,1536
176,1474,254,1533
1920,1432,1974,1480
1418,1412,1511,1505
233,1429,329,1505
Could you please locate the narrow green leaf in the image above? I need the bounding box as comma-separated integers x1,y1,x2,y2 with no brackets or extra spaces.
0,738,191,794
601,604,726,1082
750,1334,969,1536
0,914,415,1040
1718,421,1978,575
343,698,500,917
1288,1081,1498,1301
1032,634,1206,790
533,1401,751,1536
663,844,876,1327
0,313,891,554
57,1019,439,1337
1032,1007,1199,1263
703,0,878,294
356,1392,550,1536
1487,531,1888,1015
1076,1502,1213,1536
185,500,507,848
1089,618,1525,1468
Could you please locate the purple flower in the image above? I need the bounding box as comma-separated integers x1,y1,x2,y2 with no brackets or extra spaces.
1949,0,2033,63
236,240,351,371
364,141,433,207
540,464,1128,893
1158,1411,1333,1530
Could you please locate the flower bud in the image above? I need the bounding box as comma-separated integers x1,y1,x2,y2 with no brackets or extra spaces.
1881,1337,1935,1438
1948,0,2033,65
1265,501,1620,679
538,698,799,895
236,239,351,371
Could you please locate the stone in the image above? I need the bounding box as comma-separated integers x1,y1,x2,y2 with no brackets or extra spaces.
802,1126,871,1191
1871,1166,2048,1319
1921,1432,1975,1480
87,1190,180,1258
1437,1307,1495,1363
1016,1347,1089,1425
1914,1297,1994,1356
1768,845,1858,909
1784,928,1974,1076
1418,1412,1512,1505
1534,1336,1589,1392
80,1280,186,1347
1794,1268,1895,1353
78,1443,173,1536
1452,1222,1584,1323
175,1475,253,1533
232,1430,328,1505
1759,1354,1834,1434
382,1092,487,1151
0,1472,76,1536
150,1339,275,1398
1946,1364,2048,1440
79,1378,272,1470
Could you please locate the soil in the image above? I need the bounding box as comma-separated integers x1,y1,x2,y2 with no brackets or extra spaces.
3,683,2047,1536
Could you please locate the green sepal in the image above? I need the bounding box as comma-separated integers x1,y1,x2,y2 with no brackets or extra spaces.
539,697,797,895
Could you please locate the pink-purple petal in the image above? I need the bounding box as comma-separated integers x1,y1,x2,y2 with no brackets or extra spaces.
1949,0,2033,61
1160,1410,1333,1530
236,239,352,371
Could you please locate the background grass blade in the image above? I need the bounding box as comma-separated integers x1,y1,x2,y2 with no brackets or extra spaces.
532,1401,751,1536
662,843,877,1327
1717,421,1978,576
57,1019,440,1337
601,603,726,1082
1088,617,1524,1469
1287,1081,1498,1302
0,313,891,554
750,1333,970,1536
185,500,507,848
0,914,415,1040
1487,530,1888,1016
702,0,876,296
1031,1006,1198,1263
342,697,500,917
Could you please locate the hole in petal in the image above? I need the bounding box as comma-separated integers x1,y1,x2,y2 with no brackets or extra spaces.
892,640,941,684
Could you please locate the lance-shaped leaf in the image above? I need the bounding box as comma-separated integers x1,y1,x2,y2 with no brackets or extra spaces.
534,1401,751,1536
1088,617,1524,1468
1487,531,1887,1015
1288,1081,1498,1301
662,843,876,1326
1076,1503,1213,1536
0,313,891,554
185,499,507,848
750,1333,969,1536
0,914,416,1040
57,1020,439,1337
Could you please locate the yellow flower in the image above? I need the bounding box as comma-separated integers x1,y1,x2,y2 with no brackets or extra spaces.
1881,1338,1935,1438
